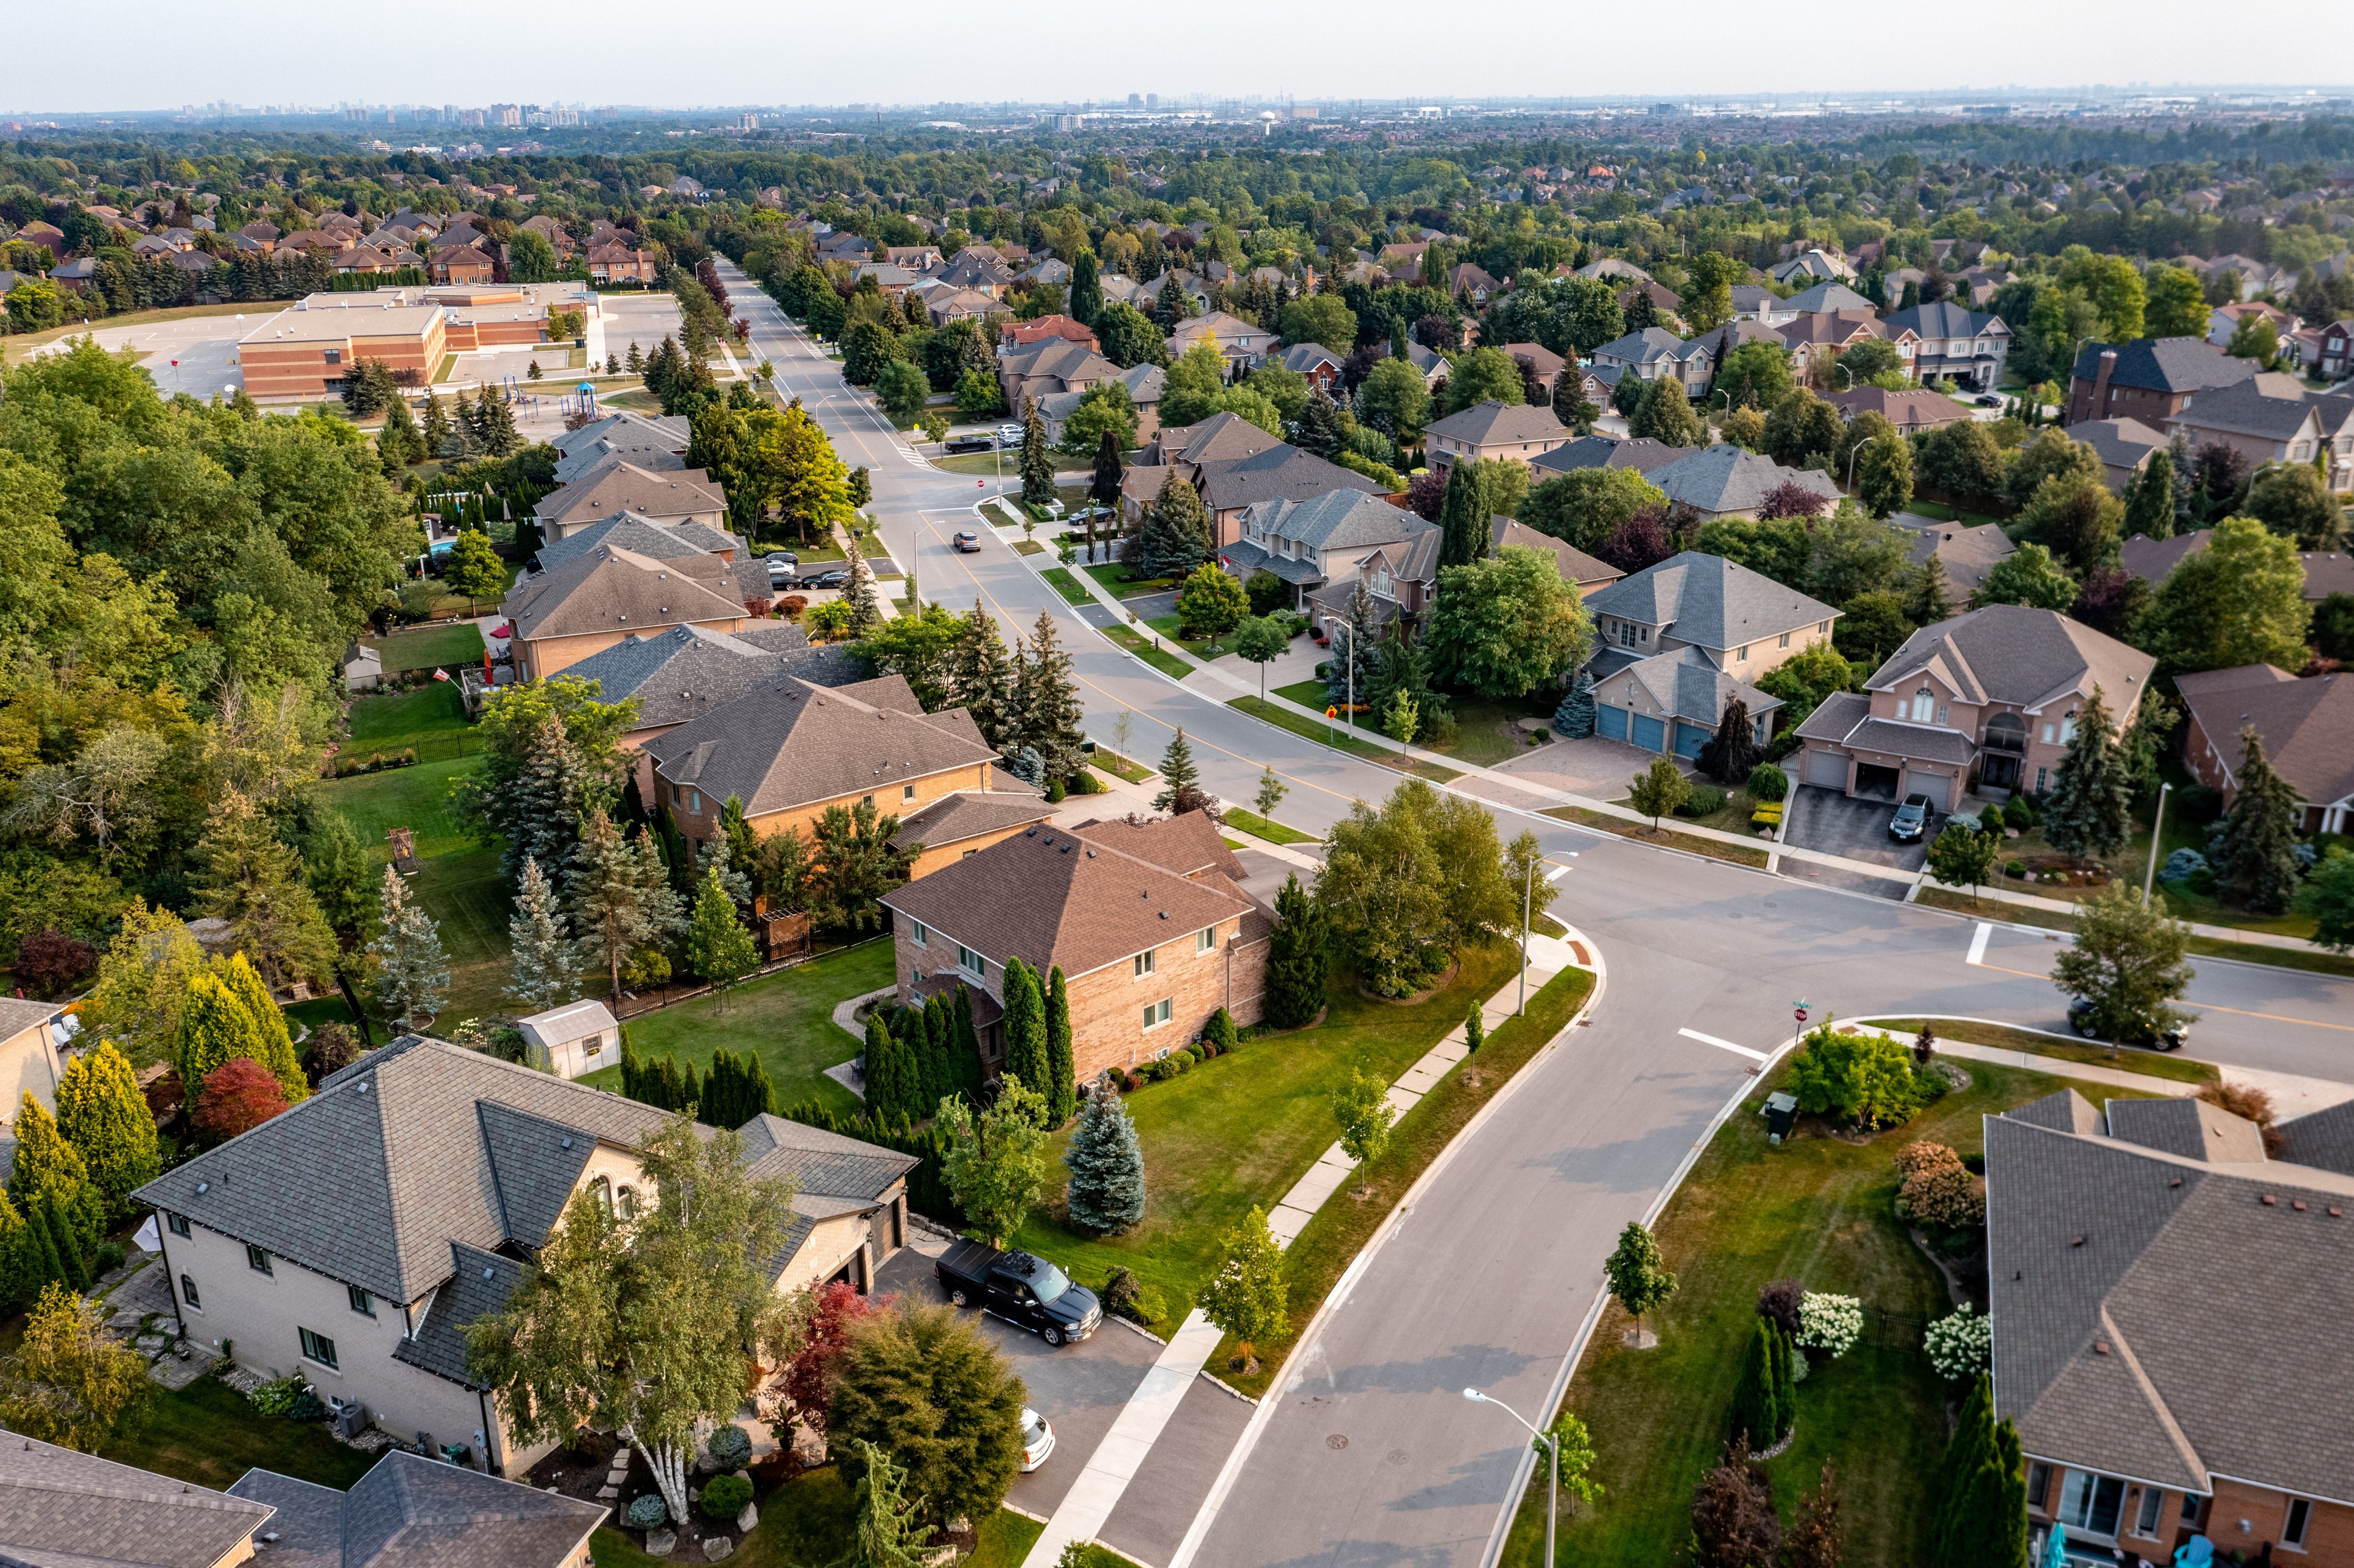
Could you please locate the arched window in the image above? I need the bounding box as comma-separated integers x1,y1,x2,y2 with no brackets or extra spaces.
616,1185,639,1220
590,1175,613,1216
1911,686,1936,723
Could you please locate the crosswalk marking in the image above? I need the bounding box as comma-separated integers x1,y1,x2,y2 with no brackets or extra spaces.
1967,921,1992,966
1677,1028,1769,1062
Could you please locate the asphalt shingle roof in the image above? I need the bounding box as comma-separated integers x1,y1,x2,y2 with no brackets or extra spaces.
1780,281,1877,315
1196,445,1385,512
1531,435,1695,478
1865,603,2156,714
1646,445,1842,517
534,513,744,572
1585,550,1838,651
1881,301,2004,339
1613,645,1781,726
501,544,750,645
738,1114,918,1202
228,1450,605,1568
2168,375,2324,442
2177,667,2354,809
1423,400,1571,447
560,622,864,731
1,1432,273,1568
887,790,1053,853
2070,336,2258,395
535,460,726,529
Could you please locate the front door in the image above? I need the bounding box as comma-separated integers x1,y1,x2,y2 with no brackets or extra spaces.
1980,751,2021,792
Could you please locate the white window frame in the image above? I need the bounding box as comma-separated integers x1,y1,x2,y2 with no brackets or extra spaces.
911,921,929,948
1141,997,1172,1030
2134,1485,2163,1537
1133,949,1156,978
1778,631,1791,649
903,783,917,801
686,788,702,815
2285,1496,2312,1549
957,943,985,979
1196,926,1217,954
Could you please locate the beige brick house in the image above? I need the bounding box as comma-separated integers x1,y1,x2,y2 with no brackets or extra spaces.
500,543,756,680
879,814,1270,1089
135,1036,915,1478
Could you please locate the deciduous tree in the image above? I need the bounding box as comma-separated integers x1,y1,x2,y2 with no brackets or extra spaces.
937,1078,1051,1247
2053,884,2195,1045
1200,1206,1286,1372
1426,546,1594,699
827,1302,1026,1532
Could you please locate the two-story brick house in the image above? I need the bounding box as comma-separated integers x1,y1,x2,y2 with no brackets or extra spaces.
2065,337,2257,427
500,543,756,680
1423,401,1573,479
1580,553,1838,758
2175,664,2354,835
1167,310,1272,371
1880,301,2012,389
1223,488,1434,613
1588,328,1715,395
1990,1088,2354,1567
133,1037,915,1478
1794,603,2156,807
879,813,1270,1088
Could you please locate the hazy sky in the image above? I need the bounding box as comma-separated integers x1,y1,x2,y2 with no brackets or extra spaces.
6,0,2352,113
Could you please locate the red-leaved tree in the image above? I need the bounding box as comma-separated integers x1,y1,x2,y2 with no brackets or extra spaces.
13,928,94,998
1756,480,1831,522
783,1281,886,1434
192,1058,291,1144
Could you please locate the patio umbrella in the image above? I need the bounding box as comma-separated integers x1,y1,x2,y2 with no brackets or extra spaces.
2041,1522,2068,1568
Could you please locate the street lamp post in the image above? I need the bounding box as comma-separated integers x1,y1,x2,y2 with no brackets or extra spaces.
1846,431,1892,493
2142,782,2173,905
1519,857,1574,1015
1466,1387,1556,1567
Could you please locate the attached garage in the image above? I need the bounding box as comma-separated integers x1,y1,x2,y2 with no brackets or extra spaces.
1906,772,1954,810
1597,705,1628,742
1672,722,1708,760
1854,763,1901,800
1805,748,1850,790
1631,713,1667,752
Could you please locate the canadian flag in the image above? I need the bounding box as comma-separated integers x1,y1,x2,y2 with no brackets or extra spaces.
432,668,452,683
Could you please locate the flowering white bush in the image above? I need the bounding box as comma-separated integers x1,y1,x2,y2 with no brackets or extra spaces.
1925,1304,1993,1381
1795,1292,1863,1359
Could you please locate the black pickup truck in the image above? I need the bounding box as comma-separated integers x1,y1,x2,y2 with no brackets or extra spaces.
936,1241,1102,1347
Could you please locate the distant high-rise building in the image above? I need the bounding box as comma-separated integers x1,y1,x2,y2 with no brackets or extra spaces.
1146,93,1159,111
1127,93,1142,110
493,103,522,127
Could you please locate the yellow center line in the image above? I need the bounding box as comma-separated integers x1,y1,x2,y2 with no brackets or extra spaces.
1973,955,2354,1033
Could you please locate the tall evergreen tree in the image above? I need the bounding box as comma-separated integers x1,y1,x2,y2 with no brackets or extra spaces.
419,389,453,456
191,791,337,991
0,1190,35,1308
951,984,987,1101
1728,1316,1786,1451
844,536,883,641
569,808,686,999
864,1011,903,1122
946,599,1018,750
1325,585,1383,711
2123,449,2175,540
1063,1087,1147,1234
999,958,1049,1103
9,1095,101,1251
1155,274,1188,329
1015,611,1085,781
836,1439,936,1568
1263,873,1330,1028
1436,458,1490,568
2042,686,2133,865
1068,249,1104,328
368,865,451,1033
175,972,269,1112
53,1042,160,1220
1020,398,1055,508
1152,728,1202,812
40,1194,90,1290
1132,471,1211,578
508,854,582,1013
920,994,955,1108
213,952,308,1103
2213,725,2306,914
685,870,759,1005
1931,1377,2028,1568
1295,388,1346,458
1043,966,1077,1126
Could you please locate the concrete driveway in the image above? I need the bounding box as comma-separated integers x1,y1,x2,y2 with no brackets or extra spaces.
1783,784,1936,872
873,1236,1163,1519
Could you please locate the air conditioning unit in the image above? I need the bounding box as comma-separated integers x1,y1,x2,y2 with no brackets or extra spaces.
328,1397,368,1441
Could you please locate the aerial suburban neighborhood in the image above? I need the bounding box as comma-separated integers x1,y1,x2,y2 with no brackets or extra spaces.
5,33,2354,1568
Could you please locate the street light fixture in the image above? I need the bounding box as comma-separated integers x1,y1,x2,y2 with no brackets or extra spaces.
1519,857,1574,1015
1846,430,1894,493
1466,1387,1556,1567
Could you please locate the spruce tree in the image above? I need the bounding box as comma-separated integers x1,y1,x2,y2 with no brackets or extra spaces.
1324,585,1383,711
1263,873,1330,1028
52,1042,160,1220
1000,958,1049,1102
844,536,883,641
214,952,306,1103
1155,274,1188,329
951,984,987,1101
1068,248,1103,327
1016,611,1085,782
1133,471,1211,579
568,809,686,999
1295,388,1346,458
1043,966,1077,1126
1436,458,1490,568
1152,728,1202,812
1020,398,1055,507
946,599,1018,751
2042,686,2133,865
366,865,451,1033
1063,1087,1147,1234
419,388,453,455
1552,669,1598,739
507,854,582,1013
2213,725,2305,914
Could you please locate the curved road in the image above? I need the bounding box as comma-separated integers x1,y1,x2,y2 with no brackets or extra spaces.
721,261,2354,1568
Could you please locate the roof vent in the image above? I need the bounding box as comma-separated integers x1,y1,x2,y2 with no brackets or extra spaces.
2093,1340,2111,1356
2331,1208,2344,1218
483,1266,496,1280
2261,1194,2278,1206
1086,850,1096,858
2294,1200,2308,1212
358,1080,372,1094
2070,1235,2085,1247
197,1181,210,1195
1159,910,1168,919
2168,1176,2182,1187
561,1137,574,1150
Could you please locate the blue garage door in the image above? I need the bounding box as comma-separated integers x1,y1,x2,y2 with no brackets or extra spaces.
1631,714,1667,752
1673,722,1708,759
1597,705,1628,742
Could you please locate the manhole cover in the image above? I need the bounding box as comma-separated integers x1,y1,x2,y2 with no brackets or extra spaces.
1327,1434,1348,1450
1387,1450,1409,1466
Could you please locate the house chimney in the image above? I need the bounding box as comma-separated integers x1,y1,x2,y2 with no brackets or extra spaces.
2085,348,2117,421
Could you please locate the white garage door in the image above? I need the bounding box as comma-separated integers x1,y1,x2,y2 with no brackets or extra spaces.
1909,772,1952,810
1805,749,1849,790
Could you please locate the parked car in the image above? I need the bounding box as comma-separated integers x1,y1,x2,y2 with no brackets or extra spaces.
1020,1408,1055,1472
764,551,799,567
996,424,1025,447
2068,998,2188,1052
801,569,850,589
1973,393,2005,408
953,530,981,552
1888,793,1936,842
936,1240,1102,1347
944,437,994,455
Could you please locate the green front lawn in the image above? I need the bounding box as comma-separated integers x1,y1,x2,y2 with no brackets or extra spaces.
1143,613,1233,659
364,621,488,672
1101,623,1195,680
1010,944,1521,1331
1084,563,1183,599
1040,566,1094,606
579,940,892,1116
1862,1016,2217,1085
102,1375,379,1493
1499,1057,2163,1568
1228,696,1464,783
1220,808,1318,846
588,1468,1040,1568
1090,749,1153,784
1272,680,1556,769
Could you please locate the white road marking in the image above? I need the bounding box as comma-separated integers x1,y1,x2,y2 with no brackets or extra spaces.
1677,1028,1769,1062
1967,921,1992,966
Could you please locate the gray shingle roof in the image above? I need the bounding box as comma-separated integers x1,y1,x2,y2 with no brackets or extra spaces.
2070,417,2168,476
1196,445,1386,513
2277,1099,2354,1177
1780,281,1876,315
1646,445,1842,517
2104,1097,2269,1164
549,411,689,483
1613,645,1781,726
888,790,1053,853
535,460,726,529
502,544,750,645
1865,603,2155,714
2169,375,2324,443
392,1240,527,1386
1585,550,1838,652
1590,327,1690,365
1986,1103,2354,1504
534,512,745,573
228,1450,606,1568
560,622,864,731
641,673,999,820
132,1036,677,1302
2070,336,2258,395
1244,488,1422,554
1895,515,2014,596
1881,301,2005,339
1423,401,1572,447
1,1430,274,1568
1531,435,1695,479
1221,538,1327,586
1279,343,1344,375
738,1114,917,1202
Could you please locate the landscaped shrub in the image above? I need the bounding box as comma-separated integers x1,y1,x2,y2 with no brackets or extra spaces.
707,1424,753,1470
699,1474,753,1521
1101,1266,1169,1328
2160,848,2208,884
2003,858,2028,877
626,1494,669,1529
248,1376,306,1416
2174,783,2222,821
1795,1292,1863,1359
1746,762,1789,803
1892,1139,1958,1176
2003,794,2038,829
287,1389,326,1422
1786,1024,1943,1130
1755,1278,1803,1336
1925,1304,1993,1380
1204,1007,1238,1049
1679,785,1728,818
1898,1158,1987,1229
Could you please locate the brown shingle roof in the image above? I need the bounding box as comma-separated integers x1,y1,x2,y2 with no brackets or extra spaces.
502,544,749,644
2178,668,2354,808
1423,400,1571,447
537,460,727,528
889,790,1053,853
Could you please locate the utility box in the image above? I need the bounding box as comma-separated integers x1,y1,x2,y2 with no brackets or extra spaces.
1763,1092,1797,1144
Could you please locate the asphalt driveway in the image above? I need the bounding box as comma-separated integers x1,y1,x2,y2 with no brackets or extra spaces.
1783,784,1936,872
873,1234,1163,1518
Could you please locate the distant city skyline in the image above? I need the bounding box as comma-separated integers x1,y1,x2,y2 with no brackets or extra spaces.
4,0,2351,118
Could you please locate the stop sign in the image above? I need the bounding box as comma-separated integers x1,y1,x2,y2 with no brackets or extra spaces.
1794,1007,1809,1023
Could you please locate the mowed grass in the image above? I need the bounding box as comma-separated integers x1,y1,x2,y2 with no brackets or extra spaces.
1012,944,1520,1331
1272,680,1553,769
102,1375,378,1493
342,681,477,760
1864,1015,2218,1085
577,940,892,1116
588,1467,1041,1568
364,621,488,672
1228,696,1463,782
1499,1058,2165,1568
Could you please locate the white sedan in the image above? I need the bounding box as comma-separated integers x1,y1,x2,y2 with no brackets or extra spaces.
1020,1407,1055,1471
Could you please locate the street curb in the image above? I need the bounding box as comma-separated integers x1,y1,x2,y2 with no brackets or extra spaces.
1169,927,1608,1568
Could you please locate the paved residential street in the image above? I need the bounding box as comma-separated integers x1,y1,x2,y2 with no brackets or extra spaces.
720,258,2354,1568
